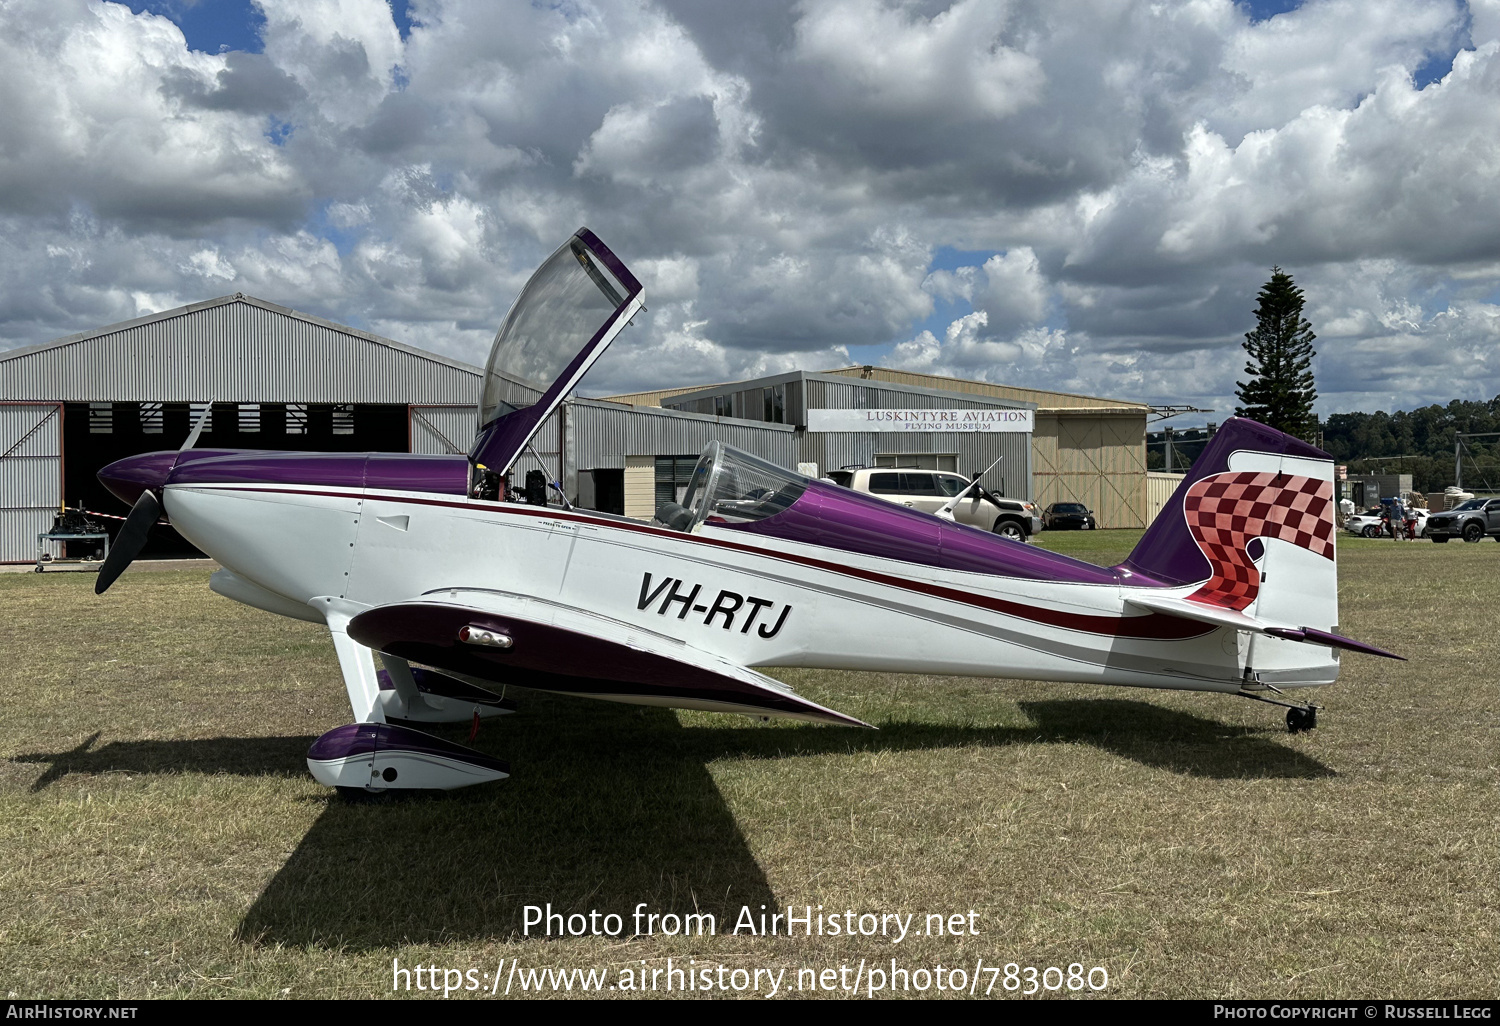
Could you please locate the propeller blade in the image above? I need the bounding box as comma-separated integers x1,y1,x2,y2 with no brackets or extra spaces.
95,490,162,595
181,403,212,451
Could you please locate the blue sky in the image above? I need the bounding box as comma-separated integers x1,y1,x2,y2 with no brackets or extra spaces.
118,0,266,52
117,0,417,52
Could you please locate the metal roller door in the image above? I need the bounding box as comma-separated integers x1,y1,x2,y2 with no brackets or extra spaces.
409,405,477,455
0,403,62,563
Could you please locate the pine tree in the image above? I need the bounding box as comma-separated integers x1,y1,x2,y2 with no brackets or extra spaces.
1235,267,1318,439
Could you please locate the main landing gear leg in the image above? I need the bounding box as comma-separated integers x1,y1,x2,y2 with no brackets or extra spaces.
1237,689,1320,734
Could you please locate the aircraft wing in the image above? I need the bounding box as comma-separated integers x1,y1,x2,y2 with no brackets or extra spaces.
345,588,872,727
1123,592,1403,660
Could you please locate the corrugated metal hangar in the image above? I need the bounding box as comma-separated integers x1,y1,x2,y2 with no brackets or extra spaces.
0,294,482,562
604,367,1151,528
601,371,1035,520
0,293,1150,563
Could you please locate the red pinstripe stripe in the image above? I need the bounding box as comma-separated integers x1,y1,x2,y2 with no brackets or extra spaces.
184,483,1212,641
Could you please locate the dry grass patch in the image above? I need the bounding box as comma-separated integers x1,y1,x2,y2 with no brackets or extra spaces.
1,534,1495,998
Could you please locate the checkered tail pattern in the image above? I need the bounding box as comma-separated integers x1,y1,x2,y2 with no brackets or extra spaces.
1182,471,1334,611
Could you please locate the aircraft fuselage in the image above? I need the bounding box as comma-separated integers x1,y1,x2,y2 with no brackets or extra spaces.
155,456,1331,710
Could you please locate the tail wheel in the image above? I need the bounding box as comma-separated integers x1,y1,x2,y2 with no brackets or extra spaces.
993,519,1025,541
1463,521,1484,543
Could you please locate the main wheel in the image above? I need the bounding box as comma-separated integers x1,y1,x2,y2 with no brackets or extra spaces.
1286,707,1316,733
1463,521,1483,543
1361,525,1379,538
993,519,1025,541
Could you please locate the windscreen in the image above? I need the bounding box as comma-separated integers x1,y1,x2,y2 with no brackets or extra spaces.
478,236,629,428
679,441,808,528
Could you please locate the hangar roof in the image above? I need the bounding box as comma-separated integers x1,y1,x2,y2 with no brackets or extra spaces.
660,369,1037,415
0,294,481,405
593,381,732,408
820,367,1149,414
599,367,1147,415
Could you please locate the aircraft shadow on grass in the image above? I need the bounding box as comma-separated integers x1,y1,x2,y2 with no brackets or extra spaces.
672,697,1337,781
12,693,1331,949
14,732,317,792
236,695,779,950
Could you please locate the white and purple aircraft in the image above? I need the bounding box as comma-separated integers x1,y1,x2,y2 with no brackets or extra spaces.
95,229,1399,796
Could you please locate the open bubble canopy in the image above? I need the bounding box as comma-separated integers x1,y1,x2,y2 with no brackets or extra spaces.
469,229,643,477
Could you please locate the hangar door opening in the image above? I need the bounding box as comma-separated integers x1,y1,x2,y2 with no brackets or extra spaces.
0,404,63,563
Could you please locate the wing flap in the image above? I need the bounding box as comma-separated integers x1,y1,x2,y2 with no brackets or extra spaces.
346,590,871,727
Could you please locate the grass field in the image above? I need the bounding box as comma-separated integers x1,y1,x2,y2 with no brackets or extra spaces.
1,531,1496,999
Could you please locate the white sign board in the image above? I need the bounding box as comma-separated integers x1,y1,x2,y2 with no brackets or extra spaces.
806,408,1035,433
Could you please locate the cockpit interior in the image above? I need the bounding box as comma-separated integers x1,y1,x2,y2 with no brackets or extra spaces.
657,441,808,530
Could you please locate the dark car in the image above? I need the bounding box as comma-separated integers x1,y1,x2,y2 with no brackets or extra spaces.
1425,497,1500,543
1042,502,1097,530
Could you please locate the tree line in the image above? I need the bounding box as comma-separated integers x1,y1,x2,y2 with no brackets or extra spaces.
1146,401,1500,493
1321,399,1500,494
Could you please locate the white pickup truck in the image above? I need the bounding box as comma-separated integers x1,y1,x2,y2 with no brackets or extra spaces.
827,467,1043,541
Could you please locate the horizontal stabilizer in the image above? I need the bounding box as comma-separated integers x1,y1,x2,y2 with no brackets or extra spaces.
1260,625,1405,661
1124,593,1404,661
346,591,871,727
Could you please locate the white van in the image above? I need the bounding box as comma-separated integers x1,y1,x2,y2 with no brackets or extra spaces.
828,468,1043,541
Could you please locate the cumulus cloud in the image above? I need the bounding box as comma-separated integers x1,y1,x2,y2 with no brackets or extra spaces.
973,248,1049,334
257,0,404,125
0,0,1498,420
575,95,723,183
789,0,1041,122
887,312,1074,384
0,0,304,229
1217,0,1465,136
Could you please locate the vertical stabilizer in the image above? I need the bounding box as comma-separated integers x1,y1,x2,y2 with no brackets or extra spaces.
1120,417,1338,632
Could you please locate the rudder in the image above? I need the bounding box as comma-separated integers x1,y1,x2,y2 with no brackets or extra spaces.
1121,418,1338,633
